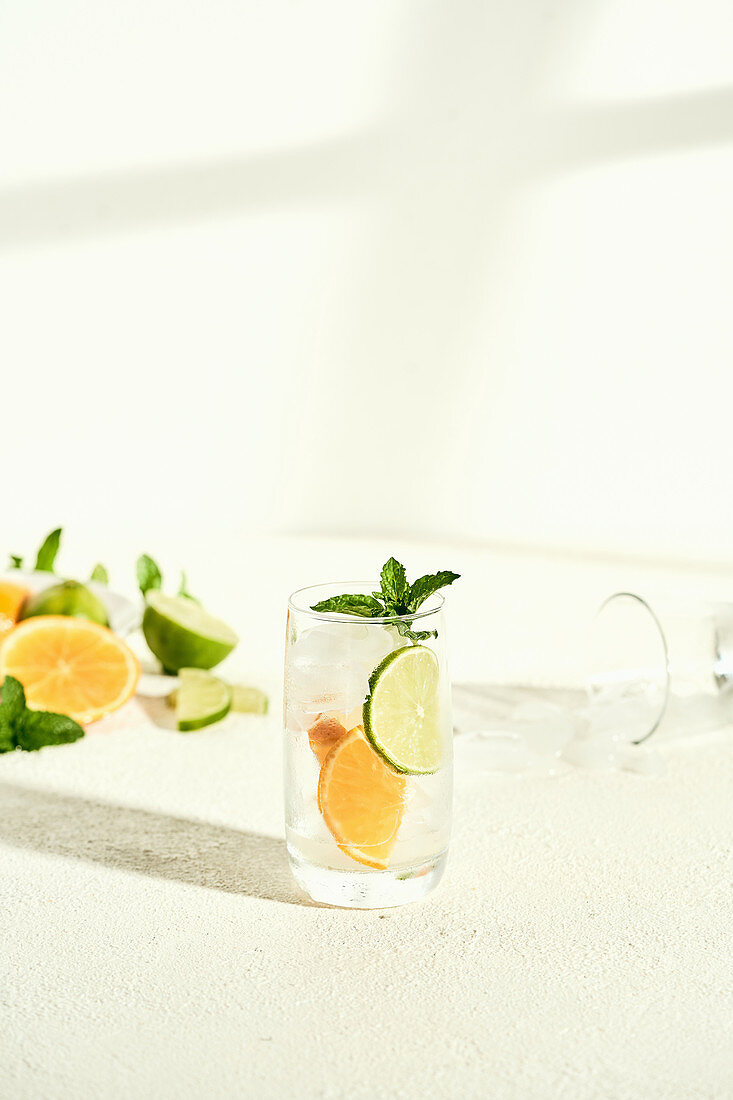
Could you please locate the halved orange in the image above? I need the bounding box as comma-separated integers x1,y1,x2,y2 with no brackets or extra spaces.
0,580,30,637
0,615,140,724
318,726,406,869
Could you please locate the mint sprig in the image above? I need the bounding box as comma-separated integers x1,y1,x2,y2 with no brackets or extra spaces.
136,553,163,597
311,557,459,642
177,571,199,603
136,555,198,603
34,527,62,573
8,528,63,574
0,676,84,754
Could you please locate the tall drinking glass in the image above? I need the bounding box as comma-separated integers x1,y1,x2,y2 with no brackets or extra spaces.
284,583,453,908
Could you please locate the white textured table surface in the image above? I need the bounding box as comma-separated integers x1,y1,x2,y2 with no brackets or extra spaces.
2,535,732,1099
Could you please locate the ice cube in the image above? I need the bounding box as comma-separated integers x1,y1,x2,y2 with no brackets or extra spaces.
286,661,369,717
510,701,576,755
287,621,398,719
291,625,346,666
354,624,399,676
585,680,665,745
561,730,618,770
616,745,667,777
292,623,396,679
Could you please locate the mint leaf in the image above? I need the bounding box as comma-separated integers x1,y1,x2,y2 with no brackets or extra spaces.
16,709,84,751
1,675,26,721
311,594,385,617
8,555,23,570
137,554,162,597
0,675,84,752
178,571,198,603
0,715,15,753
408,571,460,611
90,563,109,585
35,528,62,573
0,678,23,752
395,621,436,643
380,558,409,609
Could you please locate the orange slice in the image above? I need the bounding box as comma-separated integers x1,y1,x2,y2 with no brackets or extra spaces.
308,714,349,765
318,726,406,869
0,615,140,723
0,580,30,637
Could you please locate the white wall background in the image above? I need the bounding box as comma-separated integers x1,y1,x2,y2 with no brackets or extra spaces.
2,0,733,563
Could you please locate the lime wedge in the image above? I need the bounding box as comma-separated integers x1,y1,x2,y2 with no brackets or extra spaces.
176,668,232,731
142,592,238,673
363,645,443,774
167,681,268,715
231,685,268,714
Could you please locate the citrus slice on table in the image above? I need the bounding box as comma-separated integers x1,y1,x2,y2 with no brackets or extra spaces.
230,684,268,715
175,668,232,731
318,727,406,869
0,581,30,637
363,645,443,774
0,616,139,724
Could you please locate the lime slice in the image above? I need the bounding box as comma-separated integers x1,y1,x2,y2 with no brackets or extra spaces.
231,684,268,714
363,645,443,774
167,681,268,714
142,592,238,673
176,668,232,731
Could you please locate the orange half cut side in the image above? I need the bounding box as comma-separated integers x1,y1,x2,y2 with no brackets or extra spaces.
0,581,30,637
0,615,140,724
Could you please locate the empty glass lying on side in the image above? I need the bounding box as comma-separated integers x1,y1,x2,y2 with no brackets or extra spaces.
453,593,733,777
586,592,733,743
284,583,453,908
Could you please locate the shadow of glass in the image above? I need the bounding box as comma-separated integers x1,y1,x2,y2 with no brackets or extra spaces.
0,130,384,250
0,780,313,907
2,79,731,253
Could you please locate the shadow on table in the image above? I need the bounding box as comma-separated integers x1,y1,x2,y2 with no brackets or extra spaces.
0,780,313,907
136,694,179,731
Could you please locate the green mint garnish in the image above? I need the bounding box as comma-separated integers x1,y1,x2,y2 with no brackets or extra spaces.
8,555,23,570
136,553,163,597
380,557,409,608
16,710,85,752
1,675,26,722
311,557,459,642
90,563,109,585
0,676,84,754
314,593,386,618
34,527,62,573
177,571,199,603
0,715,14,753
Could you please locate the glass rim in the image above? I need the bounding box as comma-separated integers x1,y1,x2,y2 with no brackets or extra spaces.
288,581,444,624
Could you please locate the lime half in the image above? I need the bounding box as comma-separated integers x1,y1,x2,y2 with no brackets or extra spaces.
176,668,232,731
22,580,109,626
363,645,443,774
142,591,238,673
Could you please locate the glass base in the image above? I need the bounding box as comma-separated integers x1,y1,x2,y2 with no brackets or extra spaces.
287,847,448,908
